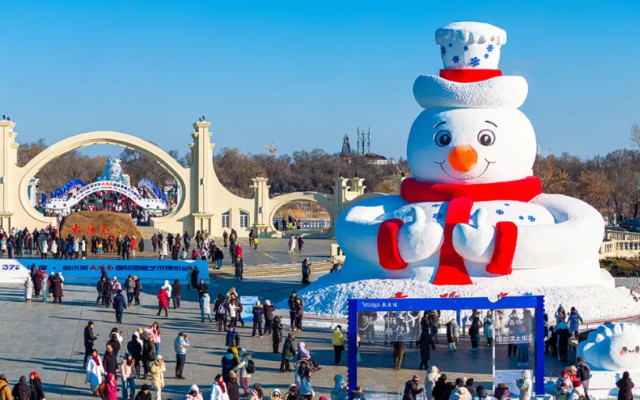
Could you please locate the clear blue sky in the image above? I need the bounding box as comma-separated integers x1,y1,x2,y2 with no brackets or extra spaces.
2,1,639,160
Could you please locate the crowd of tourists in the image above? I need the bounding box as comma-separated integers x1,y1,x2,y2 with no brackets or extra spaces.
0,226,144,260
65,264,343,400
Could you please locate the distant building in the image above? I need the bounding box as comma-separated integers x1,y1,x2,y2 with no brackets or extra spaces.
364,153,395,165
341,134,352,164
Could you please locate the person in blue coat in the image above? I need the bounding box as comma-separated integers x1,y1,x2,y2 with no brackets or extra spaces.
483,310,494,346
568,307,584,339
113,289,127,323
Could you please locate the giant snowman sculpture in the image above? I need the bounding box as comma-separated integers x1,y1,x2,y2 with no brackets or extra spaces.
285,22,639,320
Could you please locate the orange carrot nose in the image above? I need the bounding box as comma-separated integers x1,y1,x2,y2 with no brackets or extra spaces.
448,145,478,172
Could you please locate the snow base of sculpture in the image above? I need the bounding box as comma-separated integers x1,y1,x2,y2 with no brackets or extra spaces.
281,262,640,321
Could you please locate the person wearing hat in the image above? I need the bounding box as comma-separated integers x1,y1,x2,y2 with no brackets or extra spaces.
221,348,239,384
402,375,424,400
425,366,440,400
134,384,152,400
516,370,532,400
332,325,345,365
284,385,300,400
271,388,282,400
0,374,10,400
555,369,572,398
236,348,254,395
150,355,166,400
186,384,204,400
280,333,296,372
616,372,634,400
331,375,348,400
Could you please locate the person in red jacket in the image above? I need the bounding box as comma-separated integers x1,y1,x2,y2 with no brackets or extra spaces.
157,288,169,317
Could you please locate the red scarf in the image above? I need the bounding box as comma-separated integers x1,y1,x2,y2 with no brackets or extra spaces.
218,380,226,393
377,177,542,285
92,354,101,366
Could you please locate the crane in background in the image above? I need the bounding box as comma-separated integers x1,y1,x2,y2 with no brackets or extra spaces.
261,142,276,158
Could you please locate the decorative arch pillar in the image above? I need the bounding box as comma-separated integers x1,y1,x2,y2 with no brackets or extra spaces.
251,175,270,236
189,121,216,234
0,120,19,229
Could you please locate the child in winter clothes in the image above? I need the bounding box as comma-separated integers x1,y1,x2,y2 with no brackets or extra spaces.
186,384,204,400
331,374,348,400
555,370,573,399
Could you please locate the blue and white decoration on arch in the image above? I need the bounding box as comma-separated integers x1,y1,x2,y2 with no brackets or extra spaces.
46,181,167,211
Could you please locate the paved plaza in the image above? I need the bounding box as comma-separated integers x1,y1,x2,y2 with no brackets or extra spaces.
0,238,569,399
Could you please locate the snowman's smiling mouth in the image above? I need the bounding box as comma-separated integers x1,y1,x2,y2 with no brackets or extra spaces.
435,159,496,180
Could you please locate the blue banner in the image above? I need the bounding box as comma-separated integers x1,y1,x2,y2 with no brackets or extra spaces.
4,259,208,283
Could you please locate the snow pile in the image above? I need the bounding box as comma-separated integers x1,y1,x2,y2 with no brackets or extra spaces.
278,268,640,322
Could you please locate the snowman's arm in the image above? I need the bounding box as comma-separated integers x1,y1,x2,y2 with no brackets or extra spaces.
335,195,408,265
512,193,604,268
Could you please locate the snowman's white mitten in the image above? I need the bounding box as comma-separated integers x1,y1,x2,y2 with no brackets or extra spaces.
452,208,496,263
397,207,444,263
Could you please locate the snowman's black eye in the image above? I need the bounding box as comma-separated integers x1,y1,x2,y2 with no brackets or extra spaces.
623,347,628,353
636,346,640,353
478,130,496,146
434,130,452,147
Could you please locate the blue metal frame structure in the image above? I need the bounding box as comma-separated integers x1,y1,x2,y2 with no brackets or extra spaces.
347,295,545,395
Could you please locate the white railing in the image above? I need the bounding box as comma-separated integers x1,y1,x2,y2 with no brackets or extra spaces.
600,229,640,259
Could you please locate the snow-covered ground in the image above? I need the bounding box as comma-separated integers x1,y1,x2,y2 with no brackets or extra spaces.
279,267,640,321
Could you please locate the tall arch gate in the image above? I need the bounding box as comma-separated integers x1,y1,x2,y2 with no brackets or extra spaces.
0,120,376,238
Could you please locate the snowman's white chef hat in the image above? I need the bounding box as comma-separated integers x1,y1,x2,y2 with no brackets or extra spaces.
413,21,528,109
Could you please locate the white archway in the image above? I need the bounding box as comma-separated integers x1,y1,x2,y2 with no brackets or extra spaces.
0,120,388,238
14,131,190,229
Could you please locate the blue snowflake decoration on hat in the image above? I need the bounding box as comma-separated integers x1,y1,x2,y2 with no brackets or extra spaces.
452,55,460,64
487,44,494,52
463,45,469,51
469,57,480,67
484,53,490,59
441,45,446,55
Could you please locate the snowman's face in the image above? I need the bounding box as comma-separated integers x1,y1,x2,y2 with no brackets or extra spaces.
407,108,536,184
609,335,640,369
